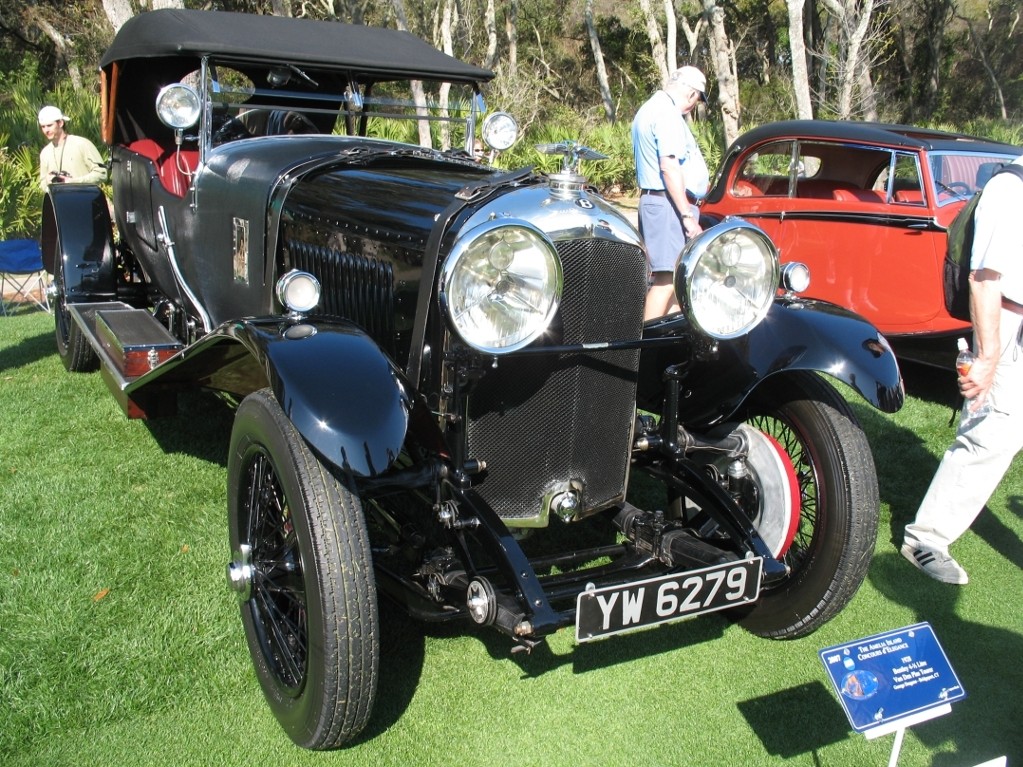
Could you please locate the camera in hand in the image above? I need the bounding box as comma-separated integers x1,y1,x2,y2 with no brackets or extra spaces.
51,170,70,183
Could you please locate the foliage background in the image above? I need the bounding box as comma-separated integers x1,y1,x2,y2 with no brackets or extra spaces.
2,0,1023,235
2,3,1022,762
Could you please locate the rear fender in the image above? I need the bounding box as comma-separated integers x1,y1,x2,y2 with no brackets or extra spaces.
41,184,117,300
639,298,904,425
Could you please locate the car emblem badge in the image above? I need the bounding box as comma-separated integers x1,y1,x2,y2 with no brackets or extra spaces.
233,217,249,284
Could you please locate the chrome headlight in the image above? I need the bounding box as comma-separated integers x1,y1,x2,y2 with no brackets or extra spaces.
155,84,201,130
781,262,811,293
482,112,519,151
673,220,779,339
441,220,562,354
276,270,320,315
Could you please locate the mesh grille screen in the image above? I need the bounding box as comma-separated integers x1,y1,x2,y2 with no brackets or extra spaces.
466,238,648,520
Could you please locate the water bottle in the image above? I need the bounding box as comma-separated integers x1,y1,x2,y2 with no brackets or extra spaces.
955,337,974,376
955,337,990,425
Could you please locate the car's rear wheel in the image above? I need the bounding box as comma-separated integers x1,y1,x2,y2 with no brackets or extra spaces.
735,371,879,639
227,389,379,750
51,242,97,372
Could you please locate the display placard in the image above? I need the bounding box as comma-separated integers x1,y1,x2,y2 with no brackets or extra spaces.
819,622,965,733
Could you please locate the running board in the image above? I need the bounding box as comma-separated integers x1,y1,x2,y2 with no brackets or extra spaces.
69,302,183,418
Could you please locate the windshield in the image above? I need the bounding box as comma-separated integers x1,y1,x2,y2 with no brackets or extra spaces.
204,58,480,152
927,151,1021,205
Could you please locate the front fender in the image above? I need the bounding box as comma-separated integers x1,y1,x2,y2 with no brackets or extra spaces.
132,317,411,477
639,297,904,425
246,319,411,478
41,184,116,300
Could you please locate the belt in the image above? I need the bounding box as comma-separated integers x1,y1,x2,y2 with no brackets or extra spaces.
641,188,700,204
1003,297,1023,316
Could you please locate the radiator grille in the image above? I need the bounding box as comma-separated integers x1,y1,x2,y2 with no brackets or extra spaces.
466,238,648,521
287,240,396,353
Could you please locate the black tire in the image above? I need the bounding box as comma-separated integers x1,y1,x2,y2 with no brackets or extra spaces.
227,389,379,749
736,371,879,639
52,242,98,372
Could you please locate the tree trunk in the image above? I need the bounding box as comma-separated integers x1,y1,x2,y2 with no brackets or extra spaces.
101,0,134,33
664,0,678,69
585,0,616,122
506,0,518,80
786,0,814,119
390,0,433,148
483,0,498,70
680,14,705,65
965,16,1008,119
439,0,454,150
921,0,955,117
856,60,878,120
26,9,83,90
269,0,293,16
639,0,669,83
705,0,740,143
820,0,876,119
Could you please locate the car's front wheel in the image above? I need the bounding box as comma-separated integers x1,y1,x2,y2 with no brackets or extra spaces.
735,371,879,639
227,389,379,749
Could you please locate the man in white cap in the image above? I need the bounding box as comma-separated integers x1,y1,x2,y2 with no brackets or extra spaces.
631,65,711,319
38,105,107,190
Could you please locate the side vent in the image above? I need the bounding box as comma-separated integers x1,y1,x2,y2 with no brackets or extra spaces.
287,240,396,353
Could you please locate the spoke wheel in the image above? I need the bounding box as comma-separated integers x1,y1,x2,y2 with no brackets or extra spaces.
228,389,378,749
735,371,879,639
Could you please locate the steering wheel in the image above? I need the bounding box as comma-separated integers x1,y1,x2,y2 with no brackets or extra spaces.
212,117,252,145
937,180,972,198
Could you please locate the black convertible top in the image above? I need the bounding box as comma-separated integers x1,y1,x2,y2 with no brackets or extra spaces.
100,9,493,84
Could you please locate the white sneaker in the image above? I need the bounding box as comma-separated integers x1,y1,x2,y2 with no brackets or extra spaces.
901,544,969,585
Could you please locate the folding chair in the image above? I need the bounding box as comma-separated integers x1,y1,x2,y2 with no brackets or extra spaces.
0,239,49,315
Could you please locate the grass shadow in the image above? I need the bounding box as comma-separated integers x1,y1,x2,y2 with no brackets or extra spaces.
899,359,961,410
569,613,728,674
0,329,54,372
142,390,235,466
737,680,851,759
848,397,943,550
973,495,1023,571
353,597,427,744
470,610,729,679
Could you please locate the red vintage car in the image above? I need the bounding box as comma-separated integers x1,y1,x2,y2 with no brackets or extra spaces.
700,120,1022,367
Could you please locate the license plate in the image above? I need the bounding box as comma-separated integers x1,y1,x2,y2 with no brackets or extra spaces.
575,557,763,642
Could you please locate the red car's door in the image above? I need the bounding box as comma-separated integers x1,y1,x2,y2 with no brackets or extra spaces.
705,143,962,335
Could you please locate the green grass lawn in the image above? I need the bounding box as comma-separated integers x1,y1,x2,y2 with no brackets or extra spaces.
2,308,1021,766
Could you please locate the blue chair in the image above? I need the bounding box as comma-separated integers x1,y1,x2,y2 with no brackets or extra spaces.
0,239,49,315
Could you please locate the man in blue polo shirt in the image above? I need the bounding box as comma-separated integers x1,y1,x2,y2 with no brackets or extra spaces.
631,66,710,320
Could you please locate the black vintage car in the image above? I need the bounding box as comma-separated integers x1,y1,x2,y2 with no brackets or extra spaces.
44,9,903,751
